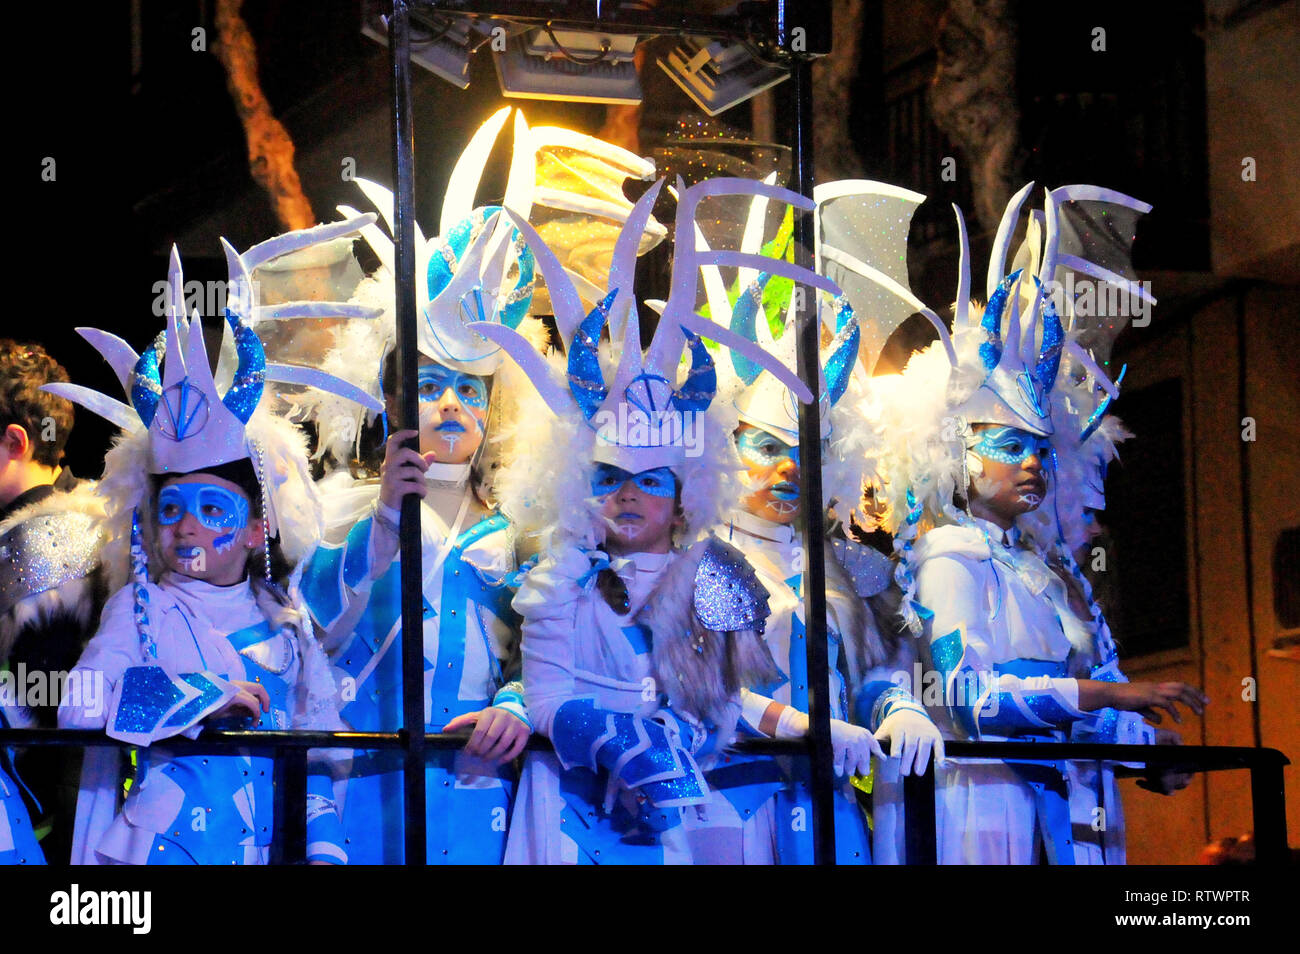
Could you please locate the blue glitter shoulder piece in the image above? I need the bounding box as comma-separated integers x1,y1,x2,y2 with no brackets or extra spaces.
692,537,769,633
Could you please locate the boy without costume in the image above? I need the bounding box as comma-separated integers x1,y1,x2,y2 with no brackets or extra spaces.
1,341,106,865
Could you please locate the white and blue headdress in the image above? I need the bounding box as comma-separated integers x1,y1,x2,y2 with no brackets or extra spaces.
1027,184,1154,547
44,233,384,587
339,107,667,377
697,180,931,513
341,188,536,378
865,183,1152,630
863,184,1070,525
474,176,825,545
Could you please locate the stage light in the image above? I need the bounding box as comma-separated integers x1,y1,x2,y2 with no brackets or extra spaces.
658,37,788,116
494,28,641,105
362,3,479,90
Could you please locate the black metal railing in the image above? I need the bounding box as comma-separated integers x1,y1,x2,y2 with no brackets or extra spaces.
0,727,1289,864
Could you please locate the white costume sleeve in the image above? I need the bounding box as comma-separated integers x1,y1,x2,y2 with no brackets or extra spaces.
918,555,1086,737
512,548,591,738
58,585,237,745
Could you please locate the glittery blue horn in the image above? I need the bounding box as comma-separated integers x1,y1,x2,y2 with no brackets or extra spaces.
1080,364,1127,444
219,239,268,424
130,333,165,428
727,272,772,386
671,328,717,412
220,310,267,425
568,290,618,421
823,296,861,406
1032,278,1065,393
979,269,1022,372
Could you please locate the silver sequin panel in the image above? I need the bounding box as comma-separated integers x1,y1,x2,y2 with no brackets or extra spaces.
830,537,894,599
692,536,770,633
0,512,102,618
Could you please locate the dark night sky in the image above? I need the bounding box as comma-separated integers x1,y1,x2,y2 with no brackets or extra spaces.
17,1,612,475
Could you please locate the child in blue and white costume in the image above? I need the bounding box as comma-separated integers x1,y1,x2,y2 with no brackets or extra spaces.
299,222,534,863
299,136,551,861
691,179,944,864
54,238,379,864
1012,184,1200,862
299,109,678,864
480,177,870,864
869,185,1207,864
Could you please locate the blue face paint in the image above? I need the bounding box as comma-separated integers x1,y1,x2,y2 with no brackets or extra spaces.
970,426,1054,469
158,483,251,539
590,463,679,499
417,364,488,409
737,427,800,469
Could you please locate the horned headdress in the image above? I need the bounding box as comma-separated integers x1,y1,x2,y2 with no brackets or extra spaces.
473,175,839,547
44,227,383,589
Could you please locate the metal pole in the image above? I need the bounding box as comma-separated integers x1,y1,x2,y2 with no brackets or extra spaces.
1249,756,1289,865
389,0,427,866
270,747,307,865
902,768,937,864
784,14,837,866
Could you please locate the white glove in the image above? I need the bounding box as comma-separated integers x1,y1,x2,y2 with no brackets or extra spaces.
829,718,886,777
774,707,885,778
874,707,945,777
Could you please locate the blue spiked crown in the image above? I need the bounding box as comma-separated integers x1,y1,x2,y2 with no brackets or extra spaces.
44,238,383,477
956,270,1064,437
728,272,860,444
567,286,718,473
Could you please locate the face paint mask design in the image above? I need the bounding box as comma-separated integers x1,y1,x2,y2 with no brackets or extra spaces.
737,427,801,470
418,364,489,455
590,463,679,499
158,482,251,552
968,425,1053,509
417,364,489,408
736,427,804,515
968,426,1054,469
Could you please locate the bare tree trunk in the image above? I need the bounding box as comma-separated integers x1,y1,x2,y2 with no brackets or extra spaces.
812,0,867,182
213,0,315,231
929,0,1022,232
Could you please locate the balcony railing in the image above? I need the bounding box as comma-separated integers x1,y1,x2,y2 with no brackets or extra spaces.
1,727,1288,864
